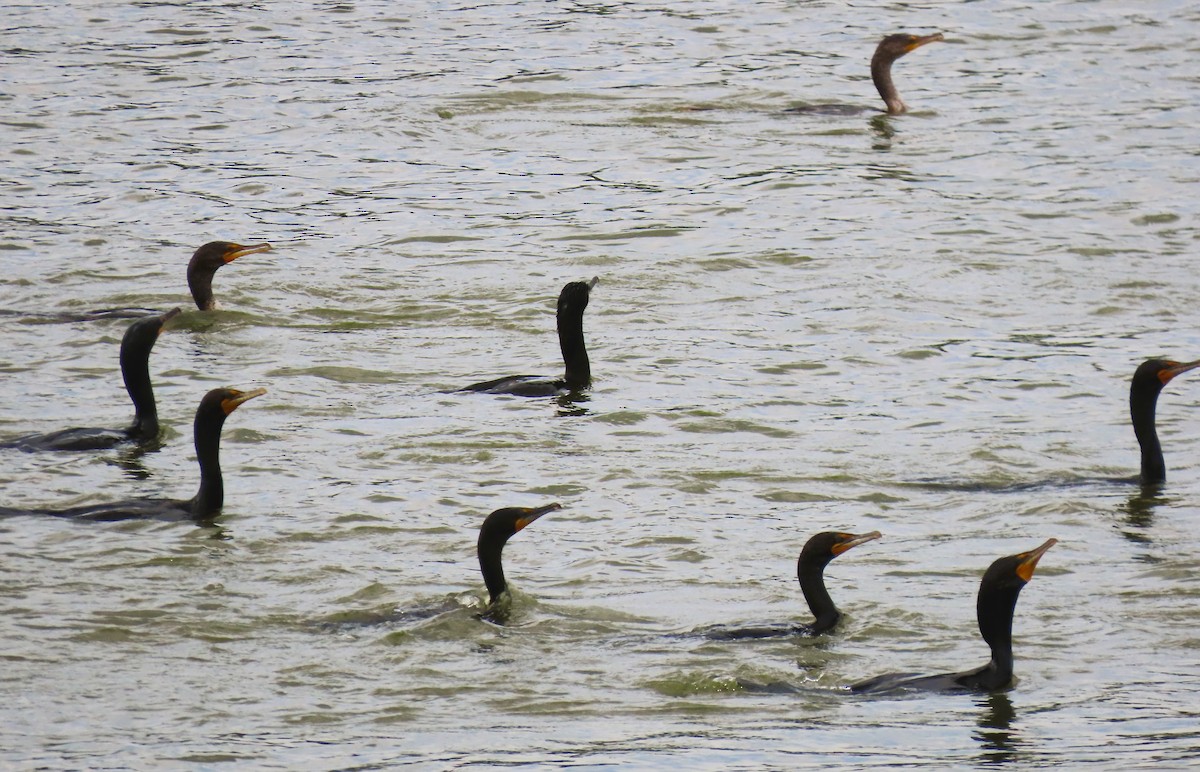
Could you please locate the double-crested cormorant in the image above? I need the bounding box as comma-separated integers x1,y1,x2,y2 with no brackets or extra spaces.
786,32,944,116
188,241,272,311
6,241,273,322
461,278,598,397
318,501,563,631
699,530,881,640
478,502,561,612
0,308,181,451
851,538,1056,693
0,387,265,523
1130,358,1200,485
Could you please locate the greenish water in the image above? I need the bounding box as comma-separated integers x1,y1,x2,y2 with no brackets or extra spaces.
2,1,1199,768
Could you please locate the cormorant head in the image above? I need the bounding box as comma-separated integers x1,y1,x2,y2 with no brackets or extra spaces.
187,241,272,310
980,538,1056,595
196,387,267,423
975,538,1055,653
874,32,944,64
557,277,599,318
477,502,563,611
479,502,562,547
1132,358,1200,399
188,241,272,274
121,307,181,354
799,530,881,571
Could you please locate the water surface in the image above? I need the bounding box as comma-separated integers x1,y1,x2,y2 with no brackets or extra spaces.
2,0,1199,768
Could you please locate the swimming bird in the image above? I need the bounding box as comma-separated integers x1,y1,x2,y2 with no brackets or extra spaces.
461,278,597,397
3,241,272,322
0,308,181,451
785,32,944,116
318,502,562,631
850,538,1056,694
1130,358,1200,485
187,241,272,311
478,502,561,619
698,530,881,640
0,387,265,523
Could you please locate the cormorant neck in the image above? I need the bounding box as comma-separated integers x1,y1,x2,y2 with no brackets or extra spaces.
798,558,839,633
871,55,906,114
478,538,508,605
189,410,227,518
974,584,1020,690
558,307,590,390
188,266,217,311
1131,387,1165,484
120,340,158,441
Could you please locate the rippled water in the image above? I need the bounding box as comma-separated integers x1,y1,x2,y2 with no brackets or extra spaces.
3,0,1200,768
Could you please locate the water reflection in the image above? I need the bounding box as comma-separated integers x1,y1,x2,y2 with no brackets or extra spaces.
555,392,590,417
4,0,1200,765
1118,485,1167,541
974,691,1022,766
203,523,232,541
108,440,164,480
869,114,896,148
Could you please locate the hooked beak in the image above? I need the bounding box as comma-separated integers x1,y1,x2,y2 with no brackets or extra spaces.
832,530,882,556
157,307,183,335
1015,538,1057,582
514,502,563,531
224,243,272,264
907,32,945,52
1158,359,1200,385
221,387,268,415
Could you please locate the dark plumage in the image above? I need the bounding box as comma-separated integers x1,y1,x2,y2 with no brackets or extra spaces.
0,387,265,523
700,530,881,640
850,538,1056,694
6,241,272,322
785,32,944,116
319,502,563,631
477,503,561,612
1130,358,1199,485
187,241,272,311
461,278,597,397
0,308,180,451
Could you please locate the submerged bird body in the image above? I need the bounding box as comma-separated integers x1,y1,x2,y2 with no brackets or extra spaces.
851,538,1056,694
0,387,265,523
0,308,180,451
786,32,943,116
1130,358,1200,485
462,279,597,397
461,374,565,398
187,241,272,311
700,530,881,640
1,426,132,453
